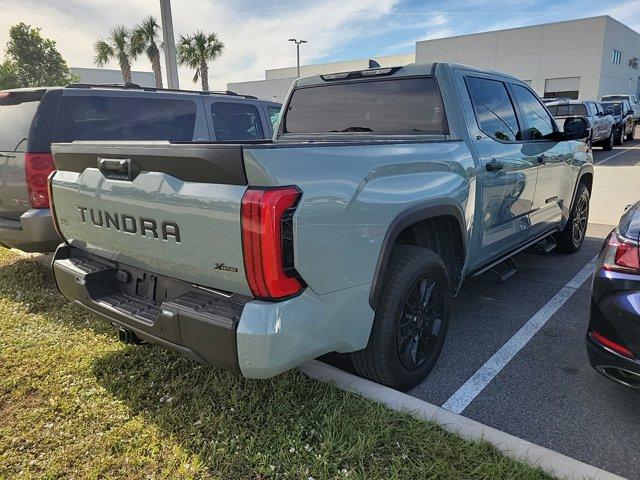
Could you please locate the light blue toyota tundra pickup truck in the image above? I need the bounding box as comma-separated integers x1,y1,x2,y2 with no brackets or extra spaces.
48,63,593,390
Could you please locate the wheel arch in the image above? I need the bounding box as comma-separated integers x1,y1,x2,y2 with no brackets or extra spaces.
571,164,594,207
369,200,467,309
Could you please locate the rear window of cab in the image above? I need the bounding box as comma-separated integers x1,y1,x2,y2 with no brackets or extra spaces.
283,77,446,135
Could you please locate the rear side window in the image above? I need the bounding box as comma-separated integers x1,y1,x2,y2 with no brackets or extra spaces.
284,77,446,135
512,85,555,140
465,77,520,142
211,101,264,141
0,93,41,152
54,95,197,142
267,106,281,128
547,104,587,116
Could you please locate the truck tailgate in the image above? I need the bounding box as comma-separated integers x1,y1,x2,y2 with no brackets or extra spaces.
50,142,252,296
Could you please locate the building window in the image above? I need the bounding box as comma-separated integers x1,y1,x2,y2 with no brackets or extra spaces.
612,50,622,64
630,57,639,70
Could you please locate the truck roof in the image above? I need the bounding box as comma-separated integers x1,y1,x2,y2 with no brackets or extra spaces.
0,84,280,104
293,62,524,88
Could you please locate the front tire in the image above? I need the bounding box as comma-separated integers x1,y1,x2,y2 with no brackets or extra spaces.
350,246,451,390
556,183,590,253
614,128,623,145
627,126,635,141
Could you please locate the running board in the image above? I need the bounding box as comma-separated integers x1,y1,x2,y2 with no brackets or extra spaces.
470,228,558,279
534,235,557,254
490,257,519,284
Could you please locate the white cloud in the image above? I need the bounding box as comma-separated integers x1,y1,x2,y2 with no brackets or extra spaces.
2,0,639,93
0,0,401,90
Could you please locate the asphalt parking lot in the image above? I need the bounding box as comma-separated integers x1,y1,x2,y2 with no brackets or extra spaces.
407,132,640,479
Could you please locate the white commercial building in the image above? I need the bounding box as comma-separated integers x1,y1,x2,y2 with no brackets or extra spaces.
228,15,640,103
228,54,413,102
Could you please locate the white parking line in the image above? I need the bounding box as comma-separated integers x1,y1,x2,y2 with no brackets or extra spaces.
596,144,640,165
442,255,598,414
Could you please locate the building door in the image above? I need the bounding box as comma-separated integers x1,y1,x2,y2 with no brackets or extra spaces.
544,77,580,100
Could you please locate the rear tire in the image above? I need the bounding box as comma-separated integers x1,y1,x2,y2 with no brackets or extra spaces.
555,183,590,253
350,245,451,390
602,131,614,151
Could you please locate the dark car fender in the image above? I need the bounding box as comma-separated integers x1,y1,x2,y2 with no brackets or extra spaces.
368,200,467,309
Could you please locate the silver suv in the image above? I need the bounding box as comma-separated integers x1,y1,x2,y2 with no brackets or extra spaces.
0,85,280,252
546,100,615,150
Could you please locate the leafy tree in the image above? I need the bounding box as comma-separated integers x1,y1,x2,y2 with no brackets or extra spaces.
130,16,163,88
94,26,132,84
0,61,19,90
178,31,224,91
0,23,75,88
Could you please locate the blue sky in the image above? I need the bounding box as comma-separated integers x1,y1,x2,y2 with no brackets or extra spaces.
1,0,639,89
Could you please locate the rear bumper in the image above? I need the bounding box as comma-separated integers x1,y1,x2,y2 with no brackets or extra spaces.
586,334,640,389
587,255,640,388
52,245,374,378
0,208,60,252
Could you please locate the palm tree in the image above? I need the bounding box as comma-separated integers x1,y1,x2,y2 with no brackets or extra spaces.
178,31,224,91
94,26,132,84
130,16,163,88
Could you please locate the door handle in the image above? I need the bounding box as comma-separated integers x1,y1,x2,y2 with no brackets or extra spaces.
485,159,504,172
537,155,546,164
98,157,133,180
0,153,15,158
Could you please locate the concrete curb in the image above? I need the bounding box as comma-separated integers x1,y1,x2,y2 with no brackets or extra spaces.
300,360,625,480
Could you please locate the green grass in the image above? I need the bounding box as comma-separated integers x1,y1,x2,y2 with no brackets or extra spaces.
0,248,552,479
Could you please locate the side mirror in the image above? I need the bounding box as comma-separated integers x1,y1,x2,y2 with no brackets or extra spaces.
563,117,589,140
628,111,635,116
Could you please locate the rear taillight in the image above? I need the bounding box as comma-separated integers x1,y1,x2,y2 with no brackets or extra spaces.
590,331,634,358
602,233,640,273
25,152,55,208
241,186,304,300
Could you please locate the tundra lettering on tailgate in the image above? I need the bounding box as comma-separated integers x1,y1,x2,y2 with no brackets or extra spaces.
77,206,181,242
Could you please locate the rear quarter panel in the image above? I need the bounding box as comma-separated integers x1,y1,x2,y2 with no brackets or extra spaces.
244,141,475,296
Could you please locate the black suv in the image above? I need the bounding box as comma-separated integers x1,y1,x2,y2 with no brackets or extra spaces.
600,100,636,145
0,84,280,252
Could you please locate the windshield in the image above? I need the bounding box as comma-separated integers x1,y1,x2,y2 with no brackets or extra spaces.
546,104,587,116
602,103,622,115
284,77,446,135
0,92,42,152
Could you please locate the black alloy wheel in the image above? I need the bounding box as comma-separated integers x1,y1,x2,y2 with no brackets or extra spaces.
572,193,589,247
396,277,445,370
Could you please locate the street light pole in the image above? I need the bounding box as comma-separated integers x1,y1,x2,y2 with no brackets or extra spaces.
160,0,180,89
288,38,307,77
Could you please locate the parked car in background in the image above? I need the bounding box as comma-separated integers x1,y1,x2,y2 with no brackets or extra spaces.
49,62,593,390
546,100,614,150
600,100,635,144
542,97,572,104
600,94,640,124
0,85,280,253
587,201,640,389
